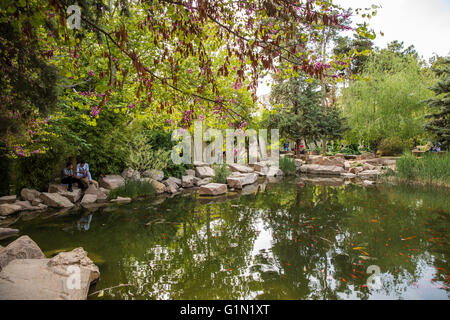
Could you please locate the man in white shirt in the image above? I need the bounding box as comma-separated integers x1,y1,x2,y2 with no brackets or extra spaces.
76,160,93,186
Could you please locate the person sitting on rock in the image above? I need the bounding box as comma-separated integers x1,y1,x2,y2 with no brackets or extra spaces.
62,162,83,192
76,160,93,187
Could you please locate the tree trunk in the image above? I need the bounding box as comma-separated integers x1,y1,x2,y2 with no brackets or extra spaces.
322,139,327,157
295,138,301,156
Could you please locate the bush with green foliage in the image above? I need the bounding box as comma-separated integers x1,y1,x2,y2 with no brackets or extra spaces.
10,136,72,193
125,132,171,172
212,164,231,184
108,180,155,200
378,137,414,156
395,152,450,185
279,156,296,174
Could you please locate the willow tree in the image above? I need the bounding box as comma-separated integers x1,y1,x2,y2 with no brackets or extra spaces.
340,43,435,151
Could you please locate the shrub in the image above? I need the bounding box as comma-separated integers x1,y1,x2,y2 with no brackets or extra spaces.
11,137,71,193
279,156,296,174
378,137,413,156
125,132,171,172
108,180,155,200
212,164,231,184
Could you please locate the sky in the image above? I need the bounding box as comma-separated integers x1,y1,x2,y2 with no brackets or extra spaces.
257,0,450,96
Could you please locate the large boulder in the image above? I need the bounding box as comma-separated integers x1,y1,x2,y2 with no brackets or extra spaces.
344,161,351,171
149,179,166,194
193,161,210,167
110,196,131,204
341,172,357,179
349,166,364,174
195,178,211,187
48,247,100,284
96,190,108,203
253,161,271,173
80,194,97,206
358,170,380,179
181,175,196,188
48,183,68,193
99,187,110,196
0,235,45,271
0,228,19,240
311,157,345,168
20,189,41,202
227,173,258,189
299,164,345,175
83,183,98,196
0,195,17,204
60,189,83,203
166,177,182,187
198,183,227,196
99,175,125,190
14,200,47,212
40,193,75,209
31,198,43,206
195,166,215,179
228,164,254,173
142,169,164,181
295,159,304,168
0,204,22,216
186,169,196,177
165,183,179,194
357,152,376,160
121,168,140,181
363,163,376,171
163,178,180,194
0,247,99,300
266,167,284,177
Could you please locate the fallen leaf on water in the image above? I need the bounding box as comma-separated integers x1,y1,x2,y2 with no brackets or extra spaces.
352,247,366,251
369,219,379,223
401,236,417,241
360,250,370,256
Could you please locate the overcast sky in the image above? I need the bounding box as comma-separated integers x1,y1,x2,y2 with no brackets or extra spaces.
335,0,450,59
257,0,450,96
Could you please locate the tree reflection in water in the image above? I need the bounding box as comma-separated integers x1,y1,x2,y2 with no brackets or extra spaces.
6,177,449,299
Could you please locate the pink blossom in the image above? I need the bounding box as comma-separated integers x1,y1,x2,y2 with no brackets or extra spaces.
88,70,95,77
233,81,242,90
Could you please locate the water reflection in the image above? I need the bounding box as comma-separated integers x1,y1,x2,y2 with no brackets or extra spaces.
77,213,93,231
3,178,449,300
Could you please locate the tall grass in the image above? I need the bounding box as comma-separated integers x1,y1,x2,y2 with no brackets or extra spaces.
395,152,450,186
279,156,296,174
109,180,155,199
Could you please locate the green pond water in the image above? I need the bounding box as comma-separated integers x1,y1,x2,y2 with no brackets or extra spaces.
1,177,449,300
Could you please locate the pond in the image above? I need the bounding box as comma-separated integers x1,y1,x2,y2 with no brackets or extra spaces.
2,177,449,300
